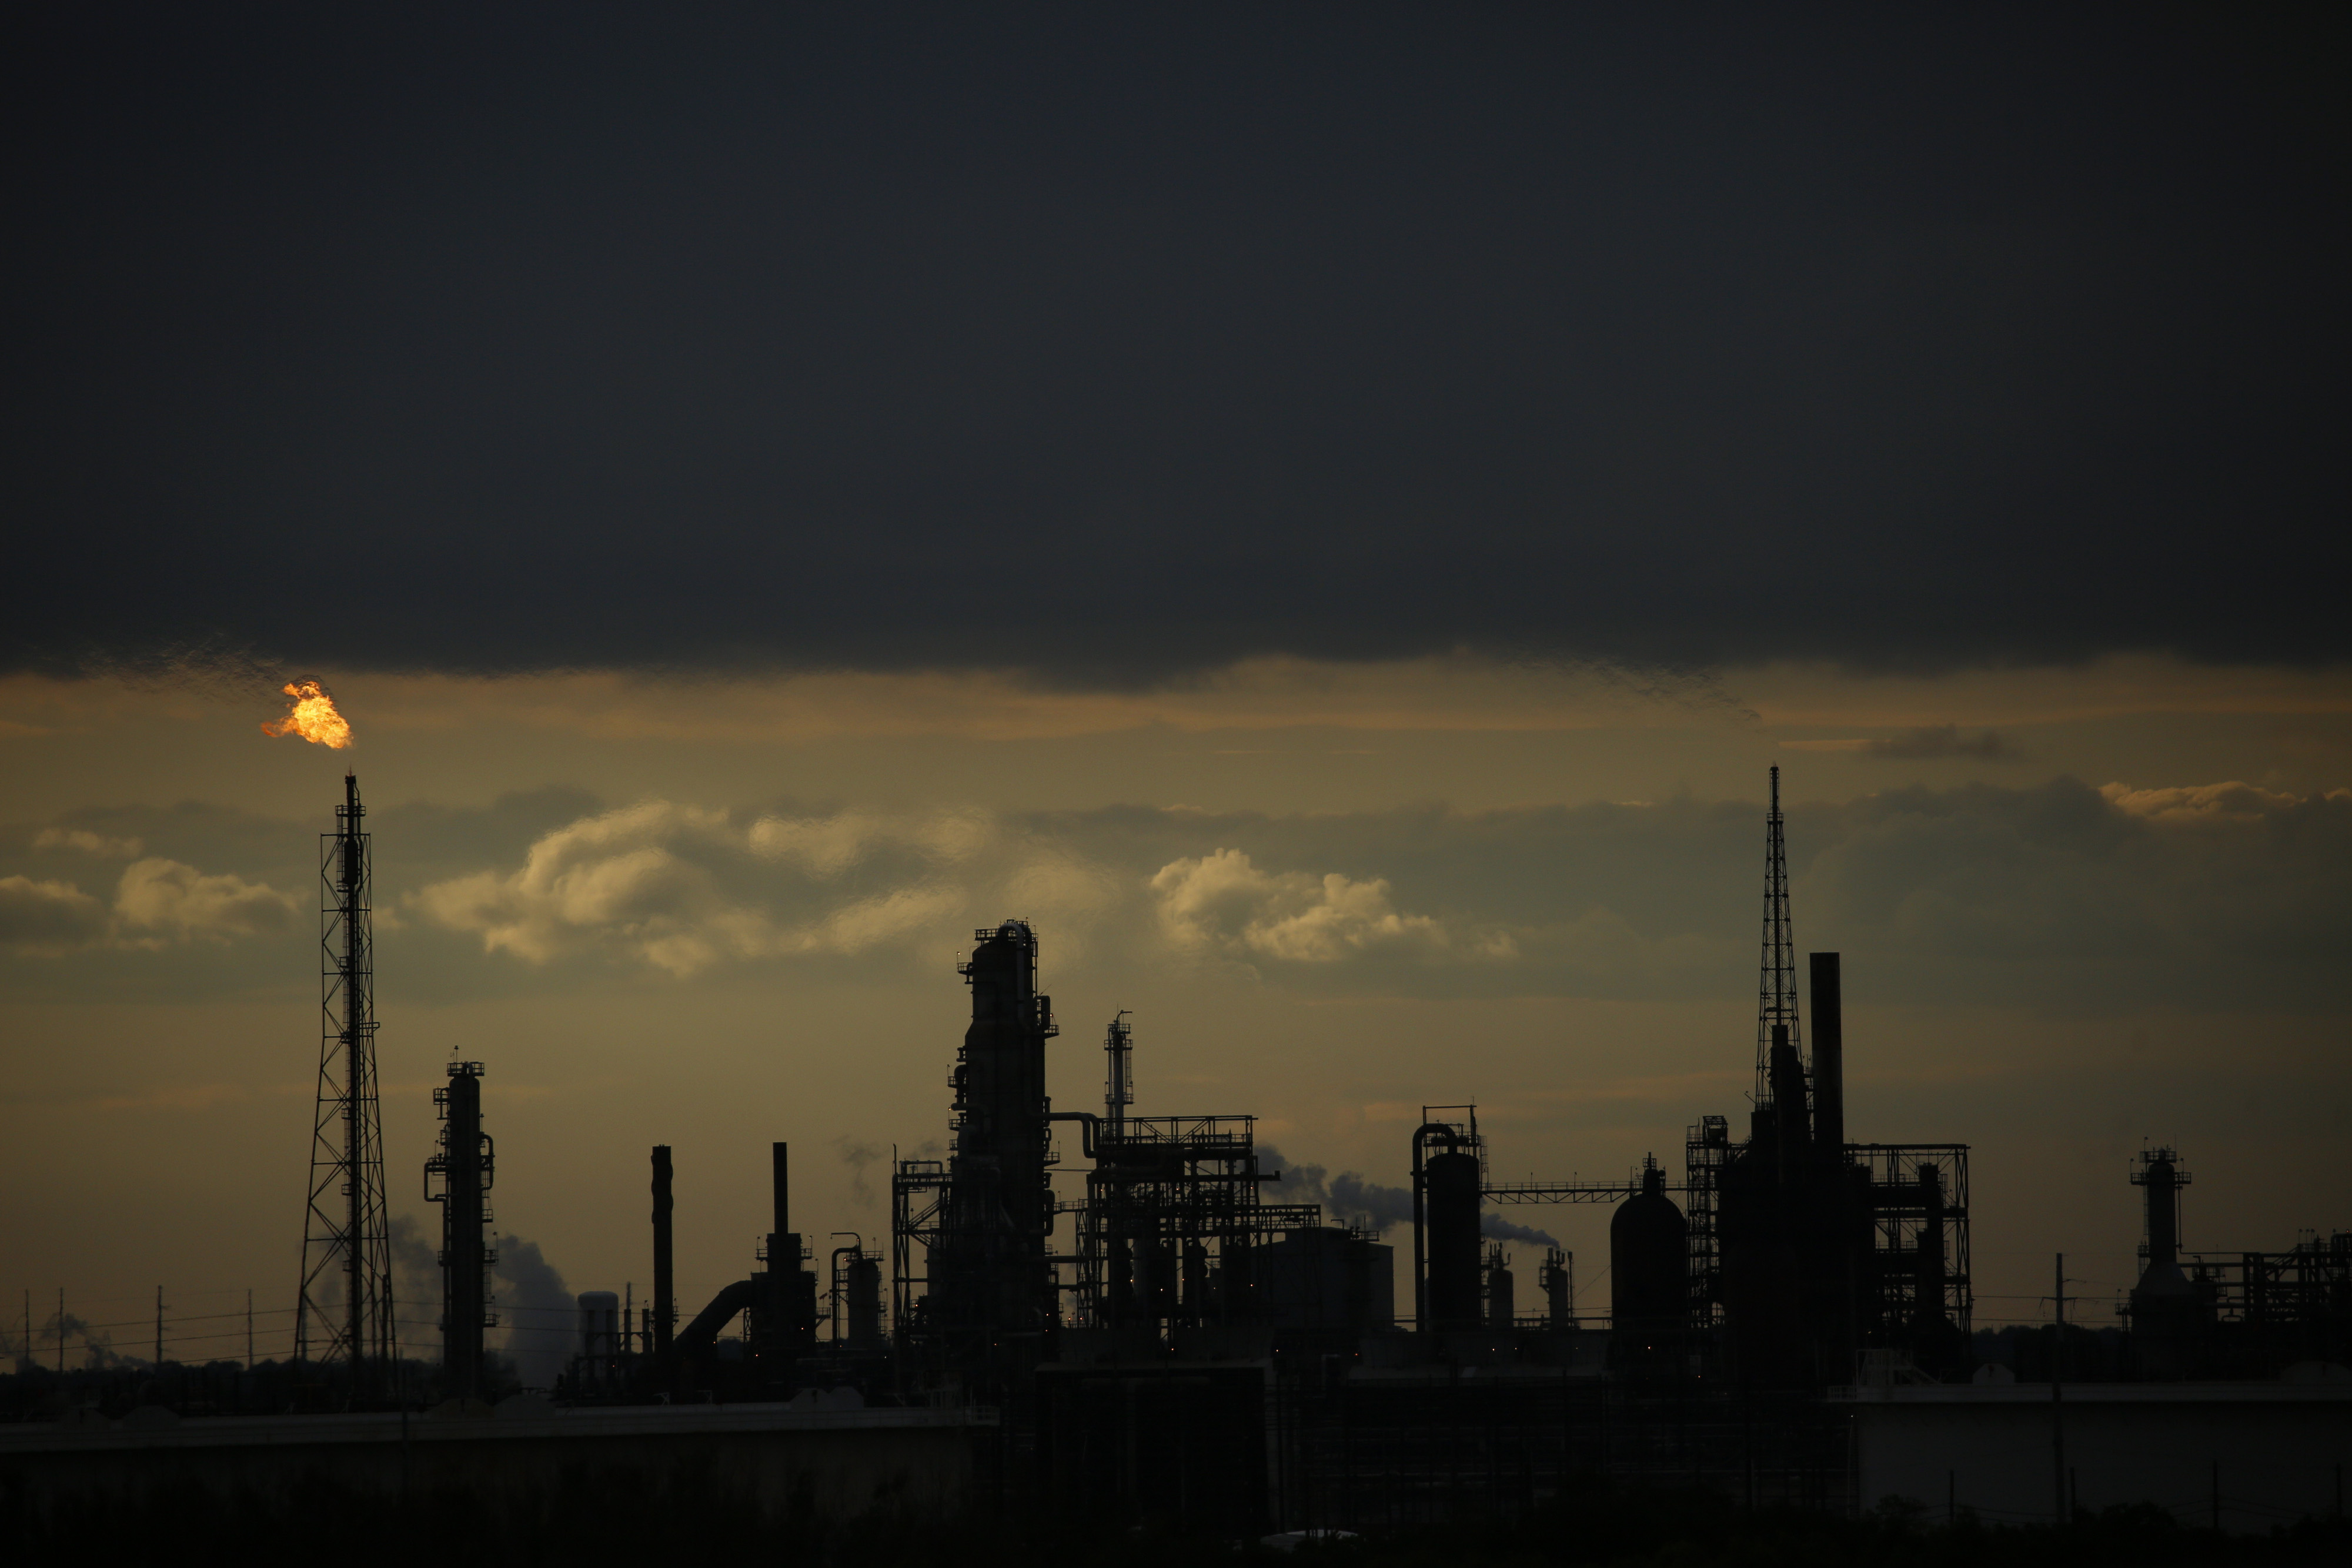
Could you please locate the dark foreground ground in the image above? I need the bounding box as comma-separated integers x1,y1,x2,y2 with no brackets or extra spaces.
10,1478,2348,1568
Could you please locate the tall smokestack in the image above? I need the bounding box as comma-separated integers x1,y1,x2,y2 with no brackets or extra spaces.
767,1140,813,1352
651,1145,674,1355
2144,1154,2179,1269
1810,952,1845,1156
772,1142,790,1237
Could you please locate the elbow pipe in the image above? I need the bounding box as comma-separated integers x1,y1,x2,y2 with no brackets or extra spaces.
1048,1111,1100,1158
673,1278,760,1358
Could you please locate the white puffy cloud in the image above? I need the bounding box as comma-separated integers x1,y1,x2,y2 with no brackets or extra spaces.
747,807,991,875
0,859,296,955
413,801,1065,977
32,827,145,858
58,777,2326,1014
111,858,299,944
413,802,753,975
1148,848,1458,964
783,884,968,957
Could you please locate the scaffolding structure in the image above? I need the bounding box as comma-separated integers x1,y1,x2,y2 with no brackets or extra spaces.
1684,1114,1730,1332
890,1156,952,1341
295,774,398,1396
1073,1113,1319,1333
2178,1233,2352,1367
1853,1144,1973,1339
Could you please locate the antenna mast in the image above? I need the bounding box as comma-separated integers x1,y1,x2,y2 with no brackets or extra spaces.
1755,765,1802,1101
296,772,397,1400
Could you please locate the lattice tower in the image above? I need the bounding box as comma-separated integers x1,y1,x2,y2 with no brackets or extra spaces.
296,773,398,1398
1755,765,1802,1100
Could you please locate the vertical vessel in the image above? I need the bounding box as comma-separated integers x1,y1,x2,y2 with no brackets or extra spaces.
427,1059,495,1400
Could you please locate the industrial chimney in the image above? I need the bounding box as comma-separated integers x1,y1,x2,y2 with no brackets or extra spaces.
651,1145,674,1356
1810,952,1845,1156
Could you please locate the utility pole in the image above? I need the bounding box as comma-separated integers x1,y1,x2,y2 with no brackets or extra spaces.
2051,1252,2067,1526
56,1288,64,1372
155,1286,164,1368
246,1289,254,1366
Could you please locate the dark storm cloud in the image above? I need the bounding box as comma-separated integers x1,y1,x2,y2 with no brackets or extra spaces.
8,4,2340,682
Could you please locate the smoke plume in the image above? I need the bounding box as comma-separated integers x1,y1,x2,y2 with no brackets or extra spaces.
1258,1146,1415,1235
493,1233,574,1389
1481,1213,1561,1250
837,1138,883,1208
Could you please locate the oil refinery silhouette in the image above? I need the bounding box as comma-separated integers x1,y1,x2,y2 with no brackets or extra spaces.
5,768,2346,1540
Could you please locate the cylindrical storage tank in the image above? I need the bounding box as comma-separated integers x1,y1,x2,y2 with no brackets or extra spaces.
846,1257,882,1345
1425,1149,1482,1331
1610,1164,1687,1336
578,1290,620,1360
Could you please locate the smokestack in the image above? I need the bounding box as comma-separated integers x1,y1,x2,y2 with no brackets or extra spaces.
651,1145,674,1355
2145,1154,2179,1269
772,1142,789,1237
1810,952,1845,1155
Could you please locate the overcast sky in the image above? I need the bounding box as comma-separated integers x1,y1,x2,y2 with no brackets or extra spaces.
10,2,2344,680
3,5,2344,1372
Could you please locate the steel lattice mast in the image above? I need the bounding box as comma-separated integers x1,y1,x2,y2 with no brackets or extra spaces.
296,772,397,1399
1754,765,1802,1101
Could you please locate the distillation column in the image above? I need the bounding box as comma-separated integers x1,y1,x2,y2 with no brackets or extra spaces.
428,1060,495,1400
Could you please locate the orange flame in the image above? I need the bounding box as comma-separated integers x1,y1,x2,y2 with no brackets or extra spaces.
260,680,354,749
